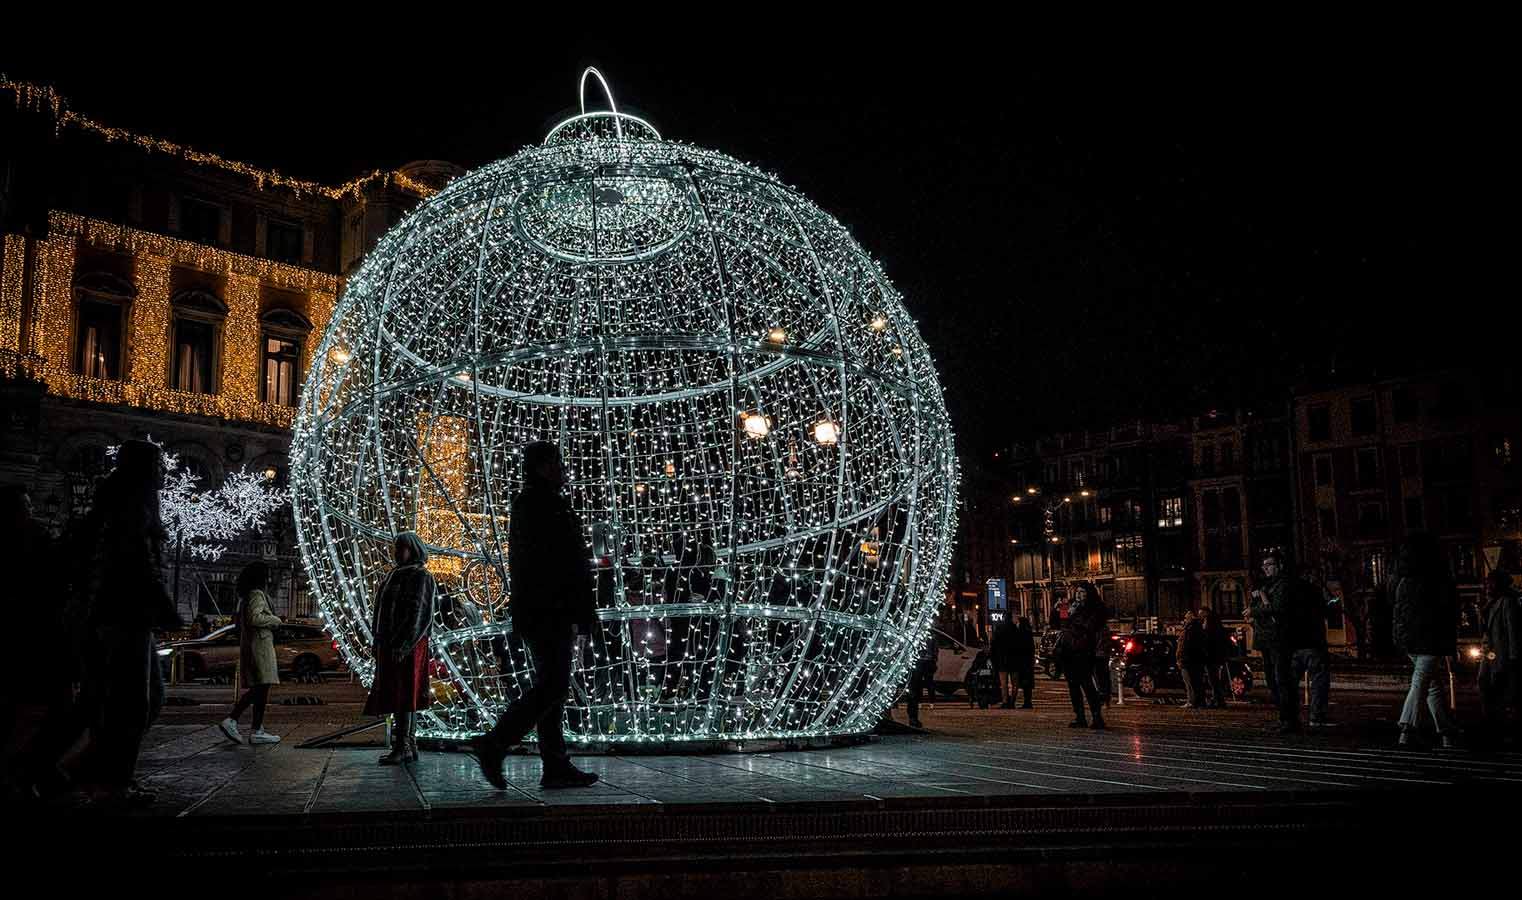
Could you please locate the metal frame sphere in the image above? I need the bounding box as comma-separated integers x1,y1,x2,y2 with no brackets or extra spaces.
290,73,958,744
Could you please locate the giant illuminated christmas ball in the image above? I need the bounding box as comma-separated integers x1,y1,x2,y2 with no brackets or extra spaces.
290,70,958,744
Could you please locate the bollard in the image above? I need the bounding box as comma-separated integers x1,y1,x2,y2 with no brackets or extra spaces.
1112,656,1124,706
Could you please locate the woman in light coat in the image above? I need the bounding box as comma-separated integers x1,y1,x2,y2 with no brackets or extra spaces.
217,562,282,745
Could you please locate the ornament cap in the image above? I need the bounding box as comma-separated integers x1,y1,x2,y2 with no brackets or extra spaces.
544,67,662,145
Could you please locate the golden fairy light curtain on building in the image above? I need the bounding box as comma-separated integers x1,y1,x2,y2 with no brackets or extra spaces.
27,212,337,427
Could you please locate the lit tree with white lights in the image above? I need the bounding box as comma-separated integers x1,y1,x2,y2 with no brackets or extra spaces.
111,439,287,611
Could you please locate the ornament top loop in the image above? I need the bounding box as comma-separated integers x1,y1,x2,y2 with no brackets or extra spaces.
544,67,662,145
579,67,621,136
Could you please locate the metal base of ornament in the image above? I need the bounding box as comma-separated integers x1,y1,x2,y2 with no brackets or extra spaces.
417,730,876,756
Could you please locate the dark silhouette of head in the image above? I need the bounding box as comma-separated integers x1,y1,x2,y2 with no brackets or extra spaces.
522,440,565,487
98,439,165,534
1399,532,1445,580
237,561,270,598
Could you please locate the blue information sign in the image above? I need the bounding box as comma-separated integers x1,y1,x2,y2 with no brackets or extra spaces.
986,578,1007,612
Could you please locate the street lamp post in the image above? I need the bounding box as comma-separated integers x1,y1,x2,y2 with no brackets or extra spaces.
1014,487,1090,626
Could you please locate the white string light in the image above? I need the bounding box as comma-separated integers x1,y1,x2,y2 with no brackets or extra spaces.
289,71,958,743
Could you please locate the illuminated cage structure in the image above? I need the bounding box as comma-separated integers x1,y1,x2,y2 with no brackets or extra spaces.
290,70,958,745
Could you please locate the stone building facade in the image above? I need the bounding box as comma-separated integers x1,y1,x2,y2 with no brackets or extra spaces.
0,79,460,619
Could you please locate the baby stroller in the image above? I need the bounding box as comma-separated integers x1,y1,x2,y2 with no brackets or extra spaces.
970,659,1000,709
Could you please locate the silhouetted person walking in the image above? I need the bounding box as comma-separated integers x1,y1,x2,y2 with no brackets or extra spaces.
471,442,599,789
217,562,283,745
905,630,937,728
1393,533,1460,749
365,532,438,765
1178,611,1209,708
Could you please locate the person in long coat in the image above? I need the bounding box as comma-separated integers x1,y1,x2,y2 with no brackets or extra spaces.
1060,582,1109,729
990,616,1019,708
1011,617,1037,708
1201,607,1233,708
81,439,175,806
217,562,282,745
365,532,438,765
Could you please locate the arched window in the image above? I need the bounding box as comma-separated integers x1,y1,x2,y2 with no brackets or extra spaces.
170,289,226,394
260,308,312,406
72,273,136,381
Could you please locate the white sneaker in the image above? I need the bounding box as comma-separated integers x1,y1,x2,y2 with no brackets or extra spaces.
249,730,281,745
218,718,241,745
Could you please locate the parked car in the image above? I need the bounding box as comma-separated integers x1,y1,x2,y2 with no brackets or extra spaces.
929,628,990,698
1037,628,1126,680
161,622,344,682
1116,633,1254,699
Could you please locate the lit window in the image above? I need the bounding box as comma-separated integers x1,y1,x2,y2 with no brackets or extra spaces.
1157,496,1183,528
75,298,123,380
173,318,216,393
263,336,302,406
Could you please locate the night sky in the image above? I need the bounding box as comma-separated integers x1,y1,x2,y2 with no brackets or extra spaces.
4,34,1486,460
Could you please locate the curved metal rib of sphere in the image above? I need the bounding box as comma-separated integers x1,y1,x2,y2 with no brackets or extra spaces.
290,123,958,743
